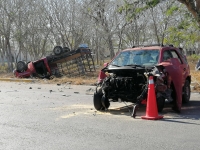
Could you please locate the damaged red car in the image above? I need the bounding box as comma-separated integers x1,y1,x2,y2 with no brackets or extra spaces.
93,44,191,117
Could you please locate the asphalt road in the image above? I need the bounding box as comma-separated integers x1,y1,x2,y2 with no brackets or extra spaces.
0,81,200,150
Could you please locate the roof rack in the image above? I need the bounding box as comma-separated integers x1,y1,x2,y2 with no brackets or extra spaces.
132,44,163,48
132,44,175,48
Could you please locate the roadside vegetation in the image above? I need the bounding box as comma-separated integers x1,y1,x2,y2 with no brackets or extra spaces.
0,55,200,92
0,0,200,91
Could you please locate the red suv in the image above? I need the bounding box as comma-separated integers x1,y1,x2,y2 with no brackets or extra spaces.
93,44,191,117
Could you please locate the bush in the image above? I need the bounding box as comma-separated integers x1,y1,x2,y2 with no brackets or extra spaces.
0,63,8,73
187,54,200,62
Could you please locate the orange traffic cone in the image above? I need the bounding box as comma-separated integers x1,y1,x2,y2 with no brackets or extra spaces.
141,76,163,120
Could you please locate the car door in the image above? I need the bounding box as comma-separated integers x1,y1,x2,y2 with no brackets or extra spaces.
169,49,188,87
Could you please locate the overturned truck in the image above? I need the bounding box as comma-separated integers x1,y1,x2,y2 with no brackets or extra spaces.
13,45,96,78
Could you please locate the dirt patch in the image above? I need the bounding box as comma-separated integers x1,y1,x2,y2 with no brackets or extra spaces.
189,61,200,92
1,62,200,92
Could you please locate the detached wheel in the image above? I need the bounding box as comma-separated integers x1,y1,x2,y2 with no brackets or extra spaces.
157,96,165,112
17,61,27,72
53,46,63,55
93,92,103,110
182,80,191,103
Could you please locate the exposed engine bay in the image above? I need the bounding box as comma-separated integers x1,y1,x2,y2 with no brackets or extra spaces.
94,65,173,117
100,69,147,103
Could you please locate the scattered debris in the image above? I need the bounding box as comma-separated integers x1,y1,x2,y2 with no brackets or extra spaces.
86,88,95,95
93,111,97,116
29,87,32,89
5,90,18,93
74,92,79,94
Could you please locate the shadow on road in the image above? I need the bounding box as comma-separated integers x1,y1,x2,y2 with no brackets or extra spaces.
103,99,200,123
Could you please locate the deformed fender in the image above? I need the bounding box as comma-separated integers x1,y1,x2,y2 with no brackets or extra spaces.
97,70,107,83
158,60,183,111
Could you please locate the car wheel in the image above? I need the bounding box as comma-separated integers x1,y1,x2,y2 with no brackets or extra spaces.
157,96,165,112
182,80,191,103
53,46,63,55
101,95,110,109
93,92,103,110
17,61,27,72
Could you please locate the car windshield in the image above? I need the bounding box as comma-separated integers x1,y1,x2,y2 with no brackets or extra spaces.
110,49,159,67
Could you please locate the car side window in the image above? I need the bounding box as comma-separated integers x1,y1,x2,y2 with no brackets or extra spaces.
170,50,182,64
163,51,172,61
177,49,187,64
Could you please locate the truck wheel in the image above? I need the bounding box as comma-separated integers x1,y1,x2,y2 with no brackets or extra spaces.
17,61,27,72
157,96,165,112
53,46,63,55
93,92,103,110
182,80,191,103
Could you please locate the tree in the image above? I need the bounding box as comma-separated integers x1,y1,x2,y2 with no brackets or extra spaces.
178,0,200,26
123,0,200,26
84,0,116,58
0,0,16,71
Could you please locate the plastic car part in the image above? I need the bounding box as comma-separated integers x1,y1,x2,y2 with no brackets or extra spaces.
101,95,110,110
182,80,191,103
131,104,139,118
156,96,165,112
53,46,63,55
16,61,28,72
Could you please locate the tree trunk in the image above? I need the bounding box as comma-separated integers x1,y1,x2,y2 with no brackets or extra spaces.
178,0,200,25
5,37,13,72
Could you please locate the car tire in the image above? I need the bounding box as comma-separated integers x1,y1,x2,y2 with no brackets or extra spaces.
53,46,63,55
182,80,191,103
93,92,104,110
101,95,110,109
17,61,27,72
157,96,165,112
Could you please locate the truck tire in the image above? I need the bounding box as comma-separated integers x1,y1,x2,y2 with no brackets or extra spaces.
182,80,191,103
17,61,27,72
53,46,63,55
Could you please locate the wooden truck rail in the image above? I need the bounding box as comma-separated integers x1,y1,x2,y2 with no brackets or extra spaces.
47,48,96,77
